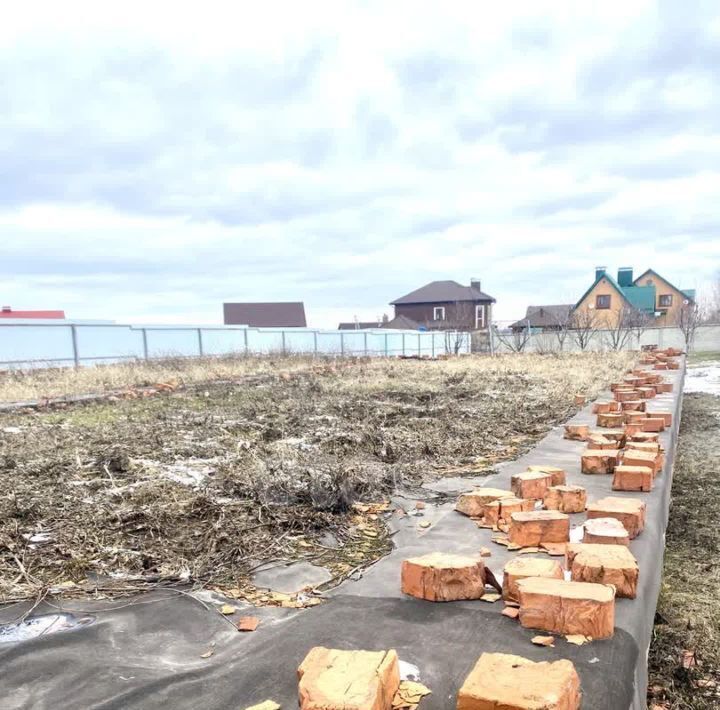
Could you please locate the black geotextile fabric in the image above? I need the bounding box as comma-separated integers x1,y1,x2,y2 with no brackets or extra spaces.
0,363,684,709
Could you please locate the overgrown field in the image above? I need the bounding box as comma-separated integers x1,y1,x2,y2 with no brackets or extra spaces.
0,353,634,603
648,392,720,708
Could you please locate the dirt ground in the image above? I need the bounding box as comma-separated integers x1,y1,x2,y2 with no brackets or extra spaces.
0,352,634,605
647,388,720,707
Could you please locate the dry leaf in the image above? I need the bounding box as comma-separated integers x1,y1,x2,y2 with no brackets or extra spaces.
480,593,501,603
237,616,261,632
531,635,555,647
540,542,567,556
479,547,492,557
681,650,697,669
518,546,540,554
199,648,214,658
507,543,521,551
392,680,432,708
502,607,519,619
415,501,426,510
565,634,590,645
220,604,236,615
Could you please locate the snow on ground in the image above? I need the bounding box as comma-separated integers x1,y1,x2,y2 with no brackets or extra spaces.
685,362,720,396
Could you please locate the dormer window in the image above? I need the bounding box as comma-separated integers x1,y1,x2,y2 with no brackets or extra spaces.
596,295,611,309
658,294,673,308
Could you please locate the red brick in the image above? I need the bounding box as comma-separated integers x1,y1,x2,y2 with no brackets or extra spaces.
620,400,646,412
508,510,570,547
581,449,619,474
456,488,514,518
456,653,581,710
583,517,630,546
612,465,654,492
597,412,624,428
502,557,564,602
401,552,487,602
511,471,552,500
543,485,587,513
482,497,533,526
648,410,672,427
566,543,639,598
586,497,646,538
564,424,590,441
527,465,566,486
641,417,665,432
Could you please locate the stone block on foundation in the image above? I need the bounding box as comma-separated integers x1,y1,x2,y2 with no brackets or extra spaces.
623,449,660,473
624,422,644,435
615,390,641,403
511,471,552,500
456,488,514,518
517,577,615,639
648,410,672,427
543,485,587,513
621,400,646,412
581,449,619,474
564,424,589,441
527,465,566,486
587,434,616,450
591,428,625,444
566,543,639,598
508,511,570,547
298,647,400,710
612,465,654,492
636,386,656,399
593,400,620,414
597,412,624,428
624,410,648,424
624,441,661,454
401,552,487,602
628,431,660,443
586,497,646,538
502,556,564,602
456,653,581,710
482,497,534,526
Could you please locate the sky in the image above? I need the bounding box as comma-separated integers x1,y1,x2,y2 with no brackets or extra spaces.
2,0,719,327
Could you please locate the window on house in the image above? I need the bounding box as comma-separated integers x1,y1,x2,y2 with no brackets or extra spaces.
596,295,611,309
658,294,673,308
433,306,445,321
475,304,485,329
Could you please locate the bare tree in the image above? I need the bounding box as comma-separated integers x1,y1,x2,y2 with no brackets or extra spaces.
603,304,648,351
552,309,573,351
493,322,531,352
676,300,703,351
570,308,599,351
444,330,470,355
706,272,720,323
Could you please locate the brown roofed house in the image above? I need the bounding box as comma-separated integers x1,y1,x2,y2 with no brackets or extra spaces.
223,302,307,327
509,304,574,332
390,279,495,331
337,314,420,330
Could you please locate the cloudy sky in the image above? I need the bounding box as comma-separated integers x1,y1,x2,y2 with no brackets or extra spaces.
2,0,719,327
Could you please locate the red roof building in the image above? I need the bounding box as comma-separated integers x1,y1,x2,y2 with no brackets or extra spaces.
0,306,65,319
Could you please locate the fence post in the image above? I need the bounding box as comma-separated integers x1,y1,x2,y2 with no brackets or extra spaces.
402,333,406,356
364,332,368,357
417,333,421,356
141,328,149,360
384,332,389,357
281,330,287,355
197,328,204,356
70,324,80,367
243,328,249,354
340,333,345,357
431,332,435,358
313,330,318,356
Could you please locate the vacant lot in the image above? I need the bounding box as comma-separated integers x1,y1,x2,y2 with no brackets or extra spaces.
648,388,720,708
0,353,634,604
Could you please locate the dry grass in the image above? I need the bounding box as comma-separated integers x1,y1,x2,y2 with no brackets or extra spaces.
648,392,720,708
0,352,635,603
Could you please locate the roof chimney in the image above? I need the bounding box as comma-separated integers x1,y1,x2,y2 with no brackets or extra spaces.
617,267,633,287
470,278,482,292
595,266,607,281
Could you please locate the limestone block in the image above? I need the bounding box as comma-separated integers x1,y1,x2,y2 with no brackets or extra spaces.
566,543,639,598
612,465,654,492
456,488,514,518
508,511,570,547
543,485,587,513
298,647,400,710
517,577,615,639
586,497,646,538
511,471,552,500
456,653,581,710
401,552,487,602
502,556,564,603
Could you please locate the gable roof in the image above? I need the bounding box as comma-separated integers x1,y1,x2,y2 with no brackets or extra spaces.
338,321,384,330
574,272,657,314
509,304,573,330
223,302,307,327
337,314,420,330
633,269,696,303
391,280,495,305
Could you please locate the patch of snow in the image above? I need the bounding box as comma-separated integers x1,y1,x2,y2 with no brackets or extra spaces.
2,427,22,434
399,660,421,681
684,364,720,396
136,457,216,488
569,525,584,543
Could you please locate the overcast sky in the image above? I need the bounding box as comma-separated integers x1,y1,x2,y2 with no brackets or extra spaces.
2,0,719,327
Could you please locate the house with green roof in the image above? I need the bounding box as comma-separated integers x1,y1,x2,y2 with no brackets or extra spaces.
574,266,695,328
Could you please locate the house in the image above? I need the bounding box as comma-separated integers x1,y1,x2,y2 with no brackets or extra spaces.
574,267,696,328
389,279,495,331
223,302,307,327
337,314,420,330
0,306,65,319
509,304,574,332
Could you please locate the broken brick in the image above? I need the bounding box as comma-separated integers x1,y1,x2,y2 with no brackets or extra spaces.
586,497,646,538
591,428,625,444
401,552,487,602
581,449,619,474
597,412,624,428
502,556,564,603
527,465,566,486
298,647,400,710
563,424,590,441
511,471,552,500
455,488,514,518
655,382,673,393
587,434,618,450
624,410,648,424
636,386,657,399
648,410,672,427
653,363,668,370
615,390,641,403
566,543,639,598
623,448,662,475
573,394,586,406
517,577,615,639
620,400,646,412
628,431,660,443
456,653,581,710
482,497,533,526
642,417,666,432
593,400,621,414
508,510,570,547
582,517,630,546
543,485,587,513
612,465,654,492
